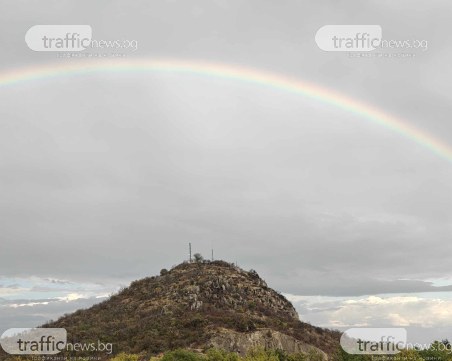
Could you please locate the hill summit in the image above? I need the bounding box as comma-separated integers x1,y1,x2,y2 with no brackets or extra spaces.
43,260,340,358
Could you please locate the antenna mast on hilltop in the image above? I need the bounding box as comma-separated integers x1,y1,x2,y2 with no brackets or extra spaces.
211,248,214,261
189,243,192,263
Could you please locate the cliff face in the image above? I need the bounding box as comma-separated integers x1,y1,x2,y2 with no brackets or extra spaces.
40,260,340,358
209,328,327,360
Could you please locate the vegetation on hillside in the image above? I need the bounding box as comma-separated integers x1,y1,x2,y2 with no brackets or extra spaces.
103,343,452,361
2,337,451,361
107,342,452,361
20,260,340,357
336,339,452,361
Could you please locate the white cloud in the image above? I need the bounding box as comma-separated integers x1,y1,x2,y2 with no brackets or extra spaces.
9,301,50,308
0,286,29,298
56,293,88,302
286,293,452,334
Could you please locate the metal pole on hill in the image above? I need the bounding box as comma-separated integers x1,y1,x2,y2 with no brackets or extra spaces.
189,243,192,263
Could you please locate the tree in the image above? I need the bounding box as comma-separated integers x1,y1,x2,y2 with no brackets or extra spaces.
193,253,204,262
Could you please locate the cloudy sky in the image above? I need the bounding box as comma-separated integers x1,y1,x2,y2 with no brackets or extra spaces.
1,0,452,344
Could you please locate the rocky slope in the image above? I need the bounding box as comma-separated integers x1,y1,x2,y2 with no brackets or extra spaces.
209,328,327,357
36,261,339,358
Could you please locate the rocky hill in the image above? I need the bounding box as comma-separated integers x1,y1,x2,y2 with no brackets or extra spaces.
14,261,341,358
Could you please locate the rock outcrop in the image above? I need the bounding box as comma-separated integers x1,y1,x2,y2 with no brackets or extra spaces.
209,328,327,360
36,260,340,358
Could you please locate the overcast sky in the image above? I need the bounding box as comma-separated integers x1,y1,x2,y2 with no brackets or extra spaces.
1,0,452,345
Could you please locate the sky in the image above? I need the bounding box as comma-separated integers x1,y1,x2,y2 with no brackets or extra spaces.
1,0,452,345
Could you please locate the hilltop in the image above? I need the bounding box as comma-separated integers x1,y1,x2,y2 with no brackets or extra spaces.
14,261,341,358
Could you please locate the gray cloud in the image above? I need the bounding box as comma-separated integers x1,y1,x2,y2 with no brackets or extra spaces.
0,0,452,343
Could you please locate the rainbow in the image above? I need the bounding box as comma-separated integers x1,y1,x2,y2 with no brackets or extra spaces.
1,58,451,163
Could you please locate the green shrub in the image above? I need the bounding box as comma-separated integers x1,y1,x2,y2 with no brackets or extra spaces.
244,347,279,361
111,353,140,361
161,349,204,361
206,348,239,361
305,350,323,361
287,353,307,361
